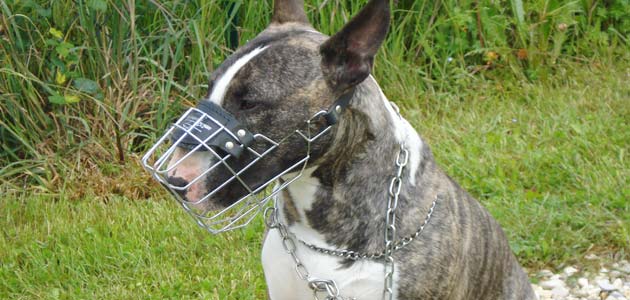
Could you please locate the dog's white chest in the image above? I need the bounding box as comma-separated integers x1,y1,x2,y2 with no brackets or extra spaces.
262,227,396,300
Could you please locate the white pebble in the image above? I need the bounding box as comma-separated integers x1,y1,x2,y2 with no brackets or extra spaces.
539,269,554,277
573,287,589,297
530,260,630,300
537,287,552,298
614,279,624,289
607,291,627,299
564,266,579,277
599,279,617,292
541,279,566,290
551,274,562,280
551,286,569,298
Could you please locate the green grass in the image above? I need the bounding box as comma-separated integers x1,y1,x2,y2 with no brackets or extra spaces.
0,195,267,300
1,60,628,299
399,59,630,266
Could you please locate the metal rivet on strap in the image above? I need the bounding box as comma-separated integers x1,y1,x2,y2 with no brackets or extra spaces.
225,141,235,150
335,105,342,113
237,129,247,138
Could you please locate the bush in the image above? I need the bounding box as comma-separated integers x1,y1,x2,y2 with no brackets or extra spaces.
0,0,628,190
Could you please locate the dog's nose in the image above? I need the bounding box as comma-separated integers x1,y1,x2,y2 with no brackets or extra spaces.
166,176,189,198
167,176,189,187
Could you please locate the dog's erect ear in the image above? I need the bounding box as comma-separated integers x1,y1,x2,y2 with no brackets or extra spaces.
271,0,309,25
320,0,390,92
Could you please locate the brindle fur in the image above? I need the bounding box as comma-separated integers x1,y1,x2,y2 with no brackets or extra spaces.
168,0,536,298
309,77,535,299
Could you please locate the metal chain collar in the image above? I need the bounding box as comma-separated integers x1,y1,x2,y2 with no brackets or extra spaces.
264,205,356,300
264,145,440,300
297,195,438,261
263,102,439,300
383,145,408,300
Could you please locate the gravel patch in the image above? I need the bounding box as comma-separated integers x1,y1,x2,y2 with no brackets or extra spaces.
531,258,630,300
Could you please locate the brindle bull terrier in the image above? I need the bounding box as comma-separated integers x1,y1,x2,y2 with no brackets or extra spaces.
161,0,537,299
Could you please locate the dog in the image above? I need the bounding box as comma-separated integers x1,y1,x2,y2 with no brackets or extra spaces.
157,0,537,299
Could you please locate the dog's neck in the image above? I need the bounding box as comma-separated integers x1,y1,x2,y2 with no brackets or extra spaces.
277,76,437,256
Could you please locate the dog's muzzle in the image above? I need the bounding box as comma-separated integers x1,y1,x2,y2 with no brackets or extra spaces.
141,90,354,234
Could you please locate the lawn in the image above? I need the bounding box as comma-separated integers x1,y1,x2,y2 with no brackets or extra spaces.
0,195,268,299
1,58,628,299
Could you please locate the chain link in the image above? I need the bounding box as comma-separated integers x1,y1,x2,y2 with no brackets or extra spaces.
297,195,438,261
265,143,439,300
265,205,355,300
382,145,408,300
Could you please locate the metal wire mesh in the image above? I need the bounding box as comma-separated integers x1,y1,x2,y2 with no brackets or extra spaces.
142,106,330,234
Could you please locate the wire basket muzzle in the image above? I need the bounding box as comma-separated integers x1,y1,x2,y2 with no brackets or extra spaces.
142,105,329,234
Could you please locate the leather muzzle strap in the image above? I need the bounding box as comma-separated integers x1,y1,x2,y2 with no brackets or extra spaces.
170,101,255,158
170,88,355,158
323,88,355,126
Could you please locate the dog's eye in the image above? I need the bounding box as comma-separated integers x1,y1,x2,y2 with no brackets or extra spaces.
239,99,258,111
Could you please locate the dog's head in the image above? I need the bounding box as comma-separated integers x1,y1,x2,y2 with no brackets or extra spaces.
161,0,391,211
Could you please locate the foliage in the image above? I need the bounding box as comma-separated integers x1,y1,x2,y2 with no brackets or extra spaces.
0,0,628,277
1,0,628,188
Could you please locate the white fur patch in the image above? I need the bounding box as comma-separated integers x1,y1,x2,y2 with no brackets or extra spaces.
207,46,268,104
263,228,396,300
263,76,423,299
284,168,319,222
368,76,423,184
263,171,399,300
